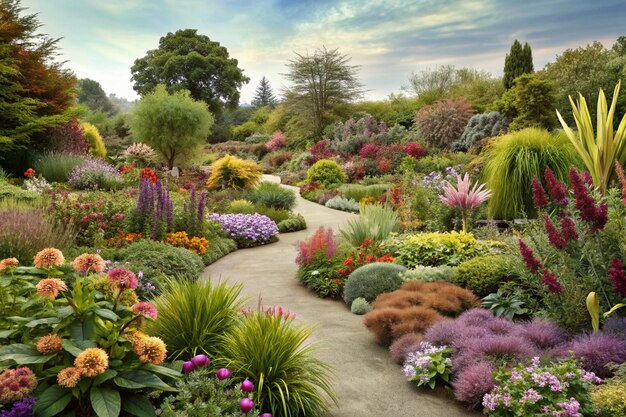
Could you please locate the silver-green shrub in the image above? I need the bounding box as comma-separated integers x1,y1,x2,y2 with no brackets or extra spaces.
400,265,456,282
452,111,509,152
343,262,407,305
325,196,359,212
350,297,372,315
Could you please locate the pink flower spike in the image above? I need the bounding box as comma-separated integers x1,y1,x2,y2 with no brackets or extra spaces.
438,173,492,232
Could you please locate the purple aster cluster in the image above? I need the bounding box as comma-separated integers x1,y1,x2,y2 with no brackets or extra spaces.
421,165,463,192
68,158,120,190
209,213,278,246
0,397,35,417
402,342,452,388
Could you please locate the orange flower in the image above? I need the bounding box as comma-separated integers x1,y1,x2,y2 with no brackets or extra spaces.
71,253,105,273
36,334,64,355
36,278,67,300
134,336,167,365
0,257,19,271
57,367,81,388
74,348,109,377
33,248,65,269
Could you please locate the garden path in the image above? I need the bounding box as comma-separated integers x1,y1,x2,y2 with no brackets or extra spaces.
201,175,479,417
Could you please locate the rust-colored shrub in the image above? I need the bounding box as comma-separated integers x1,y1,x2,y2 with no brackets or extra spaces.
390,307,445,338
363,308,404,345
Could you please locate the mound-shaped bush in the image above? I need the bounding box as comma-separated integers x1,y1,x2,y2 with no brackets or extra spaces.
206,154,263,190
249,181,296,210
306,159,346,187
453,255,520,297
343,262,407,305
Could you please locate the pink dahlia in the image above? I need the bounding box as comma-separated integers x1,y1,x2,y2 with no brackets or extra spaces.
131,301,158,319
107,268,138,290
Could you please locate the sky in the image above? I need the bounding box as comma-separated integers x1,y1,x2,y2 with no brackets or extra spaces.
21,0,626,105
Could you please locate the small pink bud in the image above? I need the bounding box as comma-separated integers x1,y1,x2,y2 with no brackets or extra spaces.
260,414,273,417
182,361,195,374
216,367,231,380
240,398,254,413
241,378,254,393
191,354,210,368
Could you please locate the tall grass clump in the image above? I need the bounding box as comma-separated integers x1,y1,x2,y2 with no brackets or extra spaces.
223,311,336,417
483,128,580,219
147,278,243,360
34,152,86,182
340,204,399,246
249,181,296,210
0,201,75,263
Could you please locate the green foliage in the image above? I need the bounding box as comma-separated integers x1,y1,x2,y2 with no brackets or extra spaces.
34,153,86,182
483,128,580,219
252,76,277,108
0,179,39,203
340,204,399,246
130,85,214,169
200,236,237,265
131,29,249,116
277,214,307,233
350,297,371,315
324,196,359,212
496,74,557,131
343,262,407,305
400,265,456,282
503,40,534,89
147,278,243,360
453,255,520,297
306,159,346,187
226,199,256,214
414,98,474,149
77,78,116,115
592,364,626,417
117,240,204,282
384,231,496,269
415,155,454,173
223,311,336,417
249,182,296,210
338,183,389,201
481,289,527,320
253,205,290,224
452,112,509,152
206,155,262,190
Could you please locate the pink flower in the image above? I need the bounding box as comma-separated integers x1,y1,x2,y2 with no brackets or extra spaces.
560,215,579,242
519,240,542,274
541,269,563,294
608,258,626,297
544,168,568,207
131,302,157,319
439,173,492,232
532,177,549,209
543,214,567,249
107,268,138,290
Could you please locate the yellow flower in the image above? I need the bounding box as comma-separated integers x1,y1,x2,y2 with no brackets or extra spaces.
134,336,167,365
35,278,67,300
57,367,81,388
74,348,109,377
0,257,19,271
36,334,64,355
33,248,65,269
71,253,105,273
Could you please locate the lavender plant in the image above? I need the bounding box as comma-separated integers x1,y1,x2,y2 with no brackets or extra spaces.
68,158,122,190
128,179,173,240
178,186,206,237
209,214,278,248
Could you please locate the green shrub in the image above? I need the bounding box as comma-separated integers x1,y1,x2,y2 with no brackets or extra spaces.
351,297,372,315
34,152,86,182
338,183,389,201
277,214,307,233
226,199,256,214
200,236,238,265
592,364,626,417
343,262,407,305
483,128,581,219
306,159,346,187
249,181,296,210
82,122,107,157
147,278,243,360
415,155,454,173
383,231,497,268
254,205,290,223
0,179,39,203
223,311,336,417
117,239,204,281
325,196,359,212
453,255,521,297
400,265,456,282
340,204,399,246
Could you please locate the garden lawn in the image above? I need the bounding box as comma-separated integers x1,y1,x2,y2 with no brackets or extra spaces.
202,175,479,417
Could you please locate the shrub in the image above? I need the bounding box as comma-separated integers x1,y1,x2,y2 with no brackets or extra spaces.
400,265,456,282
121,142,157,166
68,157,122,190
226,199,256,214
389,332,424,364
557,333,626,378
338,183,389,202
268,150,293,168
33,153,86,182
328,115,390,154
414,98,474,149
415,155,455,173
117,239,204,281
206,155,263,190
209,213,279,248
483,128,580,219
384,231,495,268
0,180,39,203
253,205,290,224
403,142,426,158
452,111,509,152
340,204,399,246
453,255,520,297
147,278,243,360
249,182,296,210
200,236,237,265
325,196,359,212
295,227,344,298
592,364,626,417
277,214,306,233
306,159,346,187
350,297,371,314
82,122,107,157
223,310,336,417
343,262,407,305
265,130,286,150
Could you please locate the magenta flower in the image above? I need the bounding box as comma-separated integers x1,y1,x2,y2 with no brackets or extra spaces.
131,302,158,319
240,398,254,414
532,177,549,209
519,239,542,274
608,258,626,297
182,361,195,374
191,354,210,368
241,378,254,393
544,167,568,207
438,173,492,232
216,368,231,380
108,268,138,290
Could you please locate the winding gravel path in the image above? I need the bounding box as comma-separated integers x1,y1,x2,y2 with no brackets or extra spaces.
201,175,479,417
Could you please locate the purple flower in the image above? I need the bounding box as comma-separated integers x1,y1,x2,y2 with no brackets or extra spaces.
210,213,279,244
520,388,543,404
69,158,120,190
216,368,231,380
182,361,195,374
191,354,210,368
239,398,254,413
452,362,496,407
0,397,35,417
241,378,254,393
561,333,626,378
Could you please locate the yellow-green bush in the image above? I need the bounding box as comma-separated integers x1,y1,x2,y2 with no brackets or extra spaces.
592,383,626,417
453,254,521,297
81,122,107,157
206,154,262,190
306,159,346,187
226,199,256,214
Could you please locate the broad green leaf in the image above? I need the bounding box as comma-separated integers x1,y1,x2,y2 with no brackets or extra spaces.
114,370,176,391
94,308,119,322
0,344,52,364
26,317,61,328
90,386,121,417
93,369,118,386
140,363,183,379
0,329,16,339
120,394,157,417
33,385,72,417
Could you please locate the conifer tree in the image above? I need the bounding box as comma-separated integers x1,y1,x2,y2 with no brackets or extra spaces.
503,40,534,89
251,76,277,108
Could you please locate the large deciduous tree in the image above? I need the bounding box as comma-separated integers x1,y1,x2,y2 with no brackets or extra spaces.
77,78,116,115
0,0,77,167
503,40,534,89
129,85,214,169
251,76,277,108
131,29,249,117
283,47,363,139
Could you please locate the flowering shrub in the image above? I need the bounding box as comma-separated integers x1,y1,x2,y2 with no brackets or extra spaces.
403,342,452,389
482,357,600,417
127,179,173,240
328,115,390,154
338,238,394,276
295,227,345,298
122,143,157,166
23,176,51,193
403,142,426,158
210,214,278,248
165,231,209,254
68,158,122,190
308,140,335,164
265,131,286,151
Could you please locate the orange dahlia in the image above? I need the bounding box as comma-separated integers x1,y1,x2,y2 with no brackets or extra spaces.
71,253,105,274
36,334,64,355
33,248,65,269
35,278,67,300
57,367,81,388
134,336,167,365
74,348,108,377
0,258,19,271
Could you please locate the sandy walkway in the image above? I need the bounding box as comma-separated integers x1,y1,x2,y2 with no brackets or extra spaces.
201,175,479,417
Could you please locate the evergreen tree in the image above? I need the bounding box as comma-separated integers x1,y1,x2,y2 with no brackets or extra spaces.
503,40,534,89
251,76,277,108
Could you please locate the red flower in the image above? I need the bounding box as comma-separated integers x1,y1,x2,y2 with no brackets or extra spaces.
365,255,376,263
608,258,626,298
543,214,567,249
532,177,549,209
139,168,157,184
570,168,607,232
403,142,425,158
544,168,568,207
334,279,341,285
24,168,36,178
519,239,542,274
343,257,354,266
378,159,391,173
541,269,563,294
560,215,579,242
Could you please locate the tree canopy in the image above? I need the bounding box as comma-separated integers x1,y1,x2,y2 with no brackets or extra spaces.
503,40,534,89
131,29,249,117
129,84,214,169
77,78,116,115
251,76,277,108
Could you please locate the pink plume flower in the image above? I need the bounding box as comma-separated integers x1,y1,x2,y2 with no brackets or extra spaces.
439,173,491,232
